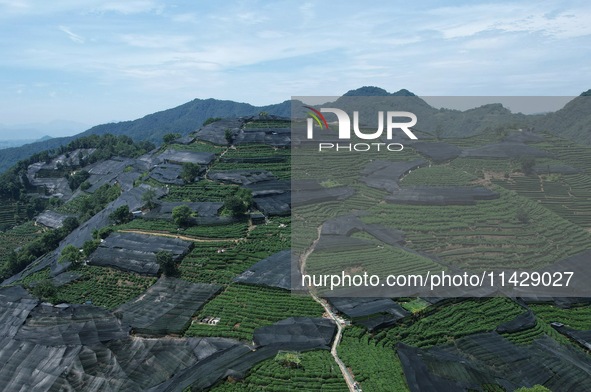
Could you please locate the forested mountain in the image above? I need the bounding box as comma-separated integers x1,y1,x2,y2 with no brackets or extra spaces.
0,98,292,173
2,88,590,174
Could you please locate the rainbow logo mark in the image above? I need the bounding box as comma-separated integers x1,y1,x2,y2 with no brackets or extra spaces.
304,106,330,130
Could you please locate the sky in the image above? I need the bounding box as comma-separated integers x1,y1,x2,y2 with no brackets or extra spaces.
0,0,590,135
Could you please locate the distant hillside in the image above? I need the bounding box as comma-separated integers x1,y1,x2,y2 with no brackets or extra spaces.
535,92,591,144
2,87,591,173
342,86,416,97
0,98,292,173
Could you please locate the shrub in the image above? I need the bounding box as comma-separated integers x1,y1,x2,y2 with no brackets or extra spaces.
109,205,133,224
172,204,193,227
156,251,177,276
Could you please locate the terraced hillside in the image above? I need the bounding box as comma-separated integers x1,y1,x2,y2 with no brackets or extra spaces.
0,115,590,392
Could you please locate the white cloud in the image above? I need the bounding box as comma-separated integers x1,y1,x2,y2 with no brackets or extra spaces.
0,0,589,125
424,2,591,39
58,25,84,44
94,0,163,15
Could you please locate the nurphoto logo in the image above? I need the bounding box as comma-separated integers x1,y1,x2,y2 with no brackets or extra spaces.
304,106,418,152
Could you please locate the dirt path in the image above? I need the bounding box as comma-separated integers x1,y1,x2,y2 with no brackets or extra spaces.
311,293,358,392
118,229,241,243
299,224,358,392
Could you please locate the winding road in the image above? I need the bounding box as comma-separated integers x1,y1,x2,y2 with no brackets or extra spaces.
299,225,358,392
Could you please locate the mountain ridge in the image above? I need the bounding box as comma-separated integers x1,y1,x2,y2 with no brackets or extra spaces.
1,87,590,173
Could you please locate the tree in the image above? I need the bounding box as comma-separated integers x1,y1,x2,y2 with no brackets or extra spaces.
162,133,181,144
518,157,536,175
68,170,90,190
82,239,100,257
224,129,234,146
172,204,193,227
435,125,444,141
61,216,79,233
156,251,177,276
93,226,113,240
181,162,201,183
30,280,56,301
203,117,221,126
59,244,83,265
259,111,269,118
142,188,157,210
224,188,253,217
516,208,530,224
275,351,301,368
109,205,133,224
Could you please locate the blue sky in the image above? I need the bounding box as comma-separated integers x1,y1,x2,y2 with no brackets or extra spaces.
1,0,590,132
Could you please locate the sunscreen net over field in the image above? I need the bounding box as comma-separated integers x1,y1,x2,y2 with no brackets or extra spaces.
291,96,591,297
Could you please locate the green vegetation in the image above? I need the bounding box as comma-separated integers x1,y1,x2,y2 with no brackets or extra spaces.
399,298,430,314
156,251,177,277
185,284,323,341
56,183,121,221
142,188,157,210
163,133,181,144
224,188,253,217
400,165,477,186
109,205,133,224
339,327,409,392
3,217,79,280
172,204,193,227
500,318,570,346
117,218,248,239
360,189,591,271
210,350,347,391
59,244,83,265
50,266,156,309
181,162,201,183
4,115,591,391
493,172,591,229
517,157,536,175
213,144,290,179
67,170,90,191
275,351,302,368
375,298,525,348
163,181,239,202
0,201,31,231
29,279,57,302
515,386,551,392
203,117,222,126
224,129,233,146
0,222,41,276
528,304,591,331
0,134,153,202
178,217,290,284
